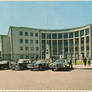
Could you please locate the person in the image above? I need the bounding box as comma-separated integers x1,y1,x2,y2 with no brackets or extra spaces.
75,58,77,65
83,57,87,66
88,59,91,66
69,58,73,69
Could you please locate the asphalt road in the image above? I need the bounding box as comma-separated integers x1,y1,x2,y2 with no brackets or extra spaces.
0,65,92,90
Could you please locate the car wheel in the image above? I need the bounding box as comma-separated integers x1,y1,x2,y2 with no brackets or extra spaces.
52,68,56,71
30,69,33,71
39,65,43,70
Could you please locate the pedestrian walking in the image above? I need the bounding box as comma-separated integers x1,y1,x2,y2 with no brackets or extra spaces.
75,58,77,65
69,58,73,69
83,57,87,66
88,59,91,66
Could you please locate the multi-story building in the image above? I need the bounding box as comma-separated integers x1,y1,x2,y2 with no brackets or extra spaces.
0,23,92,61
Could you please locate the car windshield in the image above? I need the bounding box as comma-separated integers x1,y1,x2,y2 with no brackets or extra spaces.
36,60,45,64
56,60,65,63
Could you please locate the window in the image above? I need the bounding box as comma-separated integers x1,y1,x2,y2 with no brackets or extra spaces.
19,31,23,36
25,32,28,36
20,39,23,43
30,40,33,43
69,32,73,38
58,33,62,39
52,33,57,39
20,55,23,58
64,33,68,38
30,32,33,36
25,39,28,43
47,33,51,39
36,47,39,51
85,28,89,35
20,46,23,50
80,30,84,36
30,47,34,51
25,47,29,51
42,33,45,39
35,33,38,37
75,31,79,37
36,40,38,44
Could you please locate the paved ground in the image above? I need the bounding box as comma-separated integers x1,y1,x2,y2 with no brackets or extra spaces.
0,65,92,90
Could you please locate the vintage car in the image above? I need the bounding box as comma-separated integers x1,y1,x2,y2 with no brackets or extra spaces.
27,60,48,71
49,59,71,71
10,59,31,70
0,60,9,69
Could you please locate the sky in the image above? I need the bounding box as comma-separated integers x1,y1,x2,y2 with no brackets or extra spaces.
0,1,92,35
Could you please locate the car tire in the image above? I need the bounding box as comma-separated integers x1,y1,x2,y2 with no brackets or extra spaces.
52,68,56,71
30,69,33,71
39,65,42,70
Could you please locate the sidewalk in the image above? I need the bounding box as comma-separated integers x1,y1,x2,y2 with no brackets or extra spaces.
73,64,92,69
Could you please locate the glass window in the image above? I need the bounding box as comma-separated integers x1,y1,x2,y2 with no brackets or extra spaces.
64,33,68,38
69,32,73,38
30,47,34,51
36,40,38,44
25,47,29,51
42,33,45,39
58,33,62,39
30,40,33,43
25,32,28,36
47,33,51,39
75,31,79,37
52,33,57,39
20,46,23,50
80,30,84,36
30,32,33,36
85,28,89,35
19,31,23,36
25,39,28,43
35,33,38,37
36,47,39,51
20,39,23,43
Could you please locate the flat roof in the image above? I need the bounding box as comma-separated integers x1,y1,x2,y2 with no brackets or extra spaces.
9,23,91,32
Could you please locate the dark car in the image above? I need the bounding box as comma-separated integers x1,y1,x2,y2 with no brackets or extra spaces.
0,60,9,69
27,60,48,71
11,59,31,70
49,59,71,71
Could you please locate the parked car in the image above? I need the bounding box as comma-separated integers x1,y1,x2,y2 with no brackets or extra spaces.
10,59,31,70
49,59,71,71
0,60,9,69
27,60,48,71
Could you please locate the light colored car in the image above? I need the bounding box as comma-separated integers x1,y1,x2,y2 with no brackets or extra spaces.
49,59,71,71
11,59,31,70
0,60,9,69
27,60,48,71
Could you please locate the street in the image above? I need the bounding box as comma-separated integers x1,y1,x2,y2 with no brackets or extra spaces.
0,65,92,90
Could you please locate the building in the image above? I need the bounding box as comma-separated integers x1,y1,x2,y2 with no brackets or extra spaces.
0,23,92,61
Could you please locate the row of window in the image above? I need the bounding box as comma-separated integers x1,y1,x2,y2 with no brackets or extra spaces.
20,39,39,44
20,46,39,51
42,28,89,39
19,31,38,37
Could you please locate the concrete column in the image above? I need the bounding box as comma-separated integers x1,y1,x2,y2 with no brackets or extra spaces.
79,31,81,59
73,34,75,59
51,33,53,57
62,34,64,58
57,39,58,57
84,29,86,58
68,33,70,59
89,27,91,59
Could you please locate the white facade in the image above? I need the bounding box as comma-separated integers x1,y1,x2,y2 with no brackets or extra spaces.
0,23,92,61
